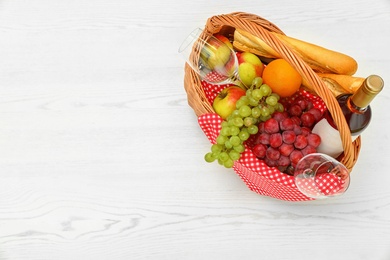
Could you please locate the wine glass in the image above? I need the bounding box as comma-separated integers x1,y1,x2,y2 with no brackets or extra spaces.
178,28,244,87
294,153,350,199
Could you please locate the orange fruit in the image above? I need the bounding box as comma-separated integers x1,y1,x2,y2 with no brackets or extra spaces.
262,59,302,98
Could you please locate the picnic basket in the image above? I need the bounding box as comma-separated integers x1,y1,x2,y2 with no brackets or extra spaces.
183,12,361,201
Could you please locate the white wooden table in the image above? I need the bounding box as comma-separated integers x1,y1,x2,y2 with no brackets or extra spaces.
1,0,390,259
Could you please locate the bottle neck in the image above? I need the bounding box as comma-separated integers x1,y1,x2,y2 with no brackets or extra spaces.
324,75,383,131
347,96,367,114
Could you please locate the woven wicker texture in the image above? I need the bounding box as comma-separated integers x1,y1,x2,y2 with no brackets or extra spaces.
183,12,361,197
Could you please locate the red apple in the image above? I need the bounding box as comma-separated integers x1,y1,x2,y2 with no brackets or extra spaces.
237,52,264,87
213,86,246,119
201,34,233,70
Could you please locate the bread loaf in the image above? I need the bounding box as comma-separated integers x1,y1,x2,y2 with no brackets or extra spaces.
317,73,364,93
233,29,358,75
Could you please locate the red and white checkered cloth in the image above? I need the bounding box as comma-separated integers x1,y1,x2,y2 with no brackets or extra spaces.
198,80,343,201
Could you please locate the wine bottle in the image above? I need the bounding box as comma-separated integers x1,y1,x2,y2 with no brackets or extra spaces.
312,75,384,158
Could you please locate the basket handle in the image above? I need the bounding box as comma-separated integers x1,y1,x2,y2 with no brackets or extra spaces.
204,12,360,170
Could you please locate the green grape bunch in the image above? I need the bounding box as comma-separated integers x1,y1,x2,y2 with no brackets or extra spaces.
205,77,285,168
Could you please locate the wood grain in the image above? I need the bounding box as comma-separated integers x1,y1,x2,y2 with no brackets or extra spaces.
1,0,390,259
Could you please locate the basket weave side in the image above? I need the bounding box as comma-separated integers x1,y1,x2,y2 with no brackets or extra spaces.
184,64,213,116
184,12,360,171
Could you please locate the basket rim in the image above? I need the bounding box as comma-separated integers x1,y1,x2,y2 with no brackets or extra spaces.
183,12,360,171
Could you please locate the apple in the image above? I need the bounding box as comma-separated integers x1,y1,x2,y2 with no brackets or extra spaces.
213,86,246,119
200,34,233,71
215,34,233,49
237,52,264,87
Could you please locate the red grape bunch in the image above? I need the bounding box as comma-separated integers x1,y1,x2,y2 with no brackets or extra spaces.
252,97,323,174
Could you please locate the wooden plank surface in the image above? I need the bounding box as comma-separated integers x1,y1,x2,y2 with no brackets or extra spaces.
0,0,390,259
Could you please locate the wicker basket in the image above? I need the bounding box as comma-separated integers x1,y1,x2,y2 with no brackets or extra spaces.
183,12,361,201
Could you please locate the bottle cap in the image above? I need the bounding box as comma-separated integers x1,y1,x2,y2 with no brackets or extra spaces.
364,75,384,95
351,75,384,109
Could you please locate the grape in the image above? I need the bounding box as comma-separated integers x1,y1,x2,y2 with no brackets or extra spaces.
290,150,303,167
211,144,223,154
239,105,251,117
267,105,275,115
260,84,272,96
301,112,315,128
307,108,323,121
301,145,316,156
259,115,271,122
301,127,311,136
217,158,224,165
245,89,252,98
205,152,216,162
238,129,250,141
235,99,246,109
269,133,282,148
271,93,280,101
204,76,285,168
220,126,230,136
266,96,278,106
272,111,288,122
224,140,233,149
249,97,259,107
247,125,258,135
230,110,241,118
307,133,321,147
277,155,290,167
293,124,302,135
253,143,267,158
240,96,249,106
261,106,270,117
230,135,241,146
253,77,263,88
280,118,294,131
251,96,324,173
266,147,280,161
291,116,301,126
255,132,270,145
295,98,308,110
223,158,234,168
229,125,240,136
229,150,241,161
216,135,227,145
251,89,263,101
232,117,244,127
282,130,296,144
219,152,229,162
288,104,302,117
233,144,245,153
294,135,308,149
243,117,256,127
264,118,279,134
221,121,229,128
251,107,261,118
279,143,294,157
275,103,284,112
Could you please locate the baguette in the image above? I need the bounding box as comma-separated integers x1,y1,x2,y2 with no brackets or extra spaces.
301,73,364,96
317,73,364,93
302,77,346,97
233,29,358,75
301,73,364,97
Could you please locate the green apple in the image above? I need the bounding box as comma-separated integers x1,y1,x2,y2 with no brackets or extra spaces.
238,63,257,87
237,52,264,87
213,86,246,119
